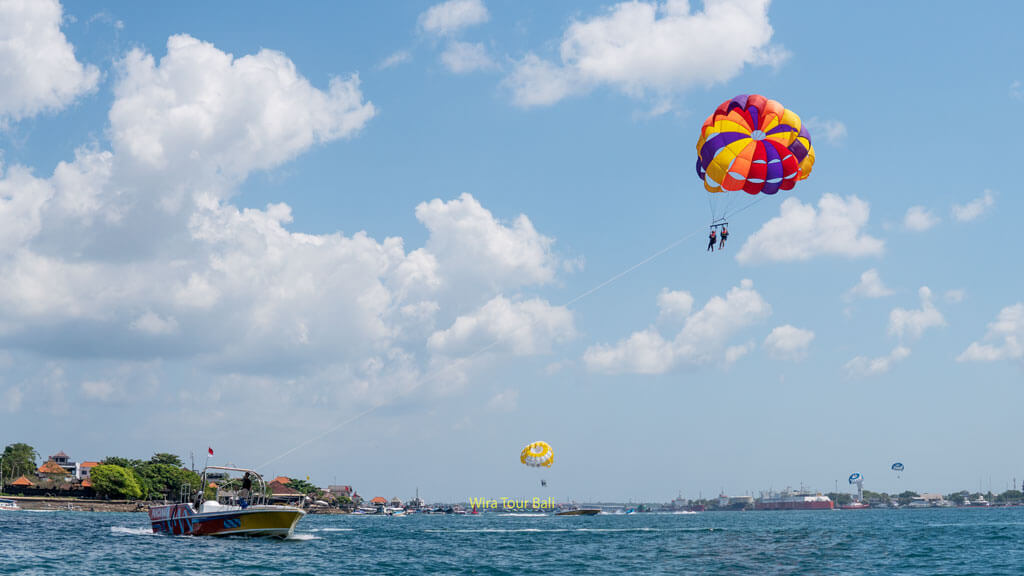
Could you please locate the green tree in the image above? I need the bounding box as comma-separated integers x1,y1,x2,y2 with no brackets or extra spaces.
897,491,919,506
134,461,201,500
149,453,184,467
91,465,143,500
102,456,143,469
1,443,38,484
285,478,318,494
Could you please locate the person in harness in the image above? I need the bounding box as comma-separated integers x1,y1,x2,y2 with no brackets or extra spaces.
707,229,716,252
718,226,729,250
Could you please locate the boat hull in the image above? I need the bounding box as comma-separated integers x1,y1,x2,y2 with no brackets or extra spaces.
149,503,304,537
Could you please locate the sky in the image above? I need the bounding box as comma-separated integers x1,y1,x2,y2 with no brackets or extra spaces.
0,0,1022,503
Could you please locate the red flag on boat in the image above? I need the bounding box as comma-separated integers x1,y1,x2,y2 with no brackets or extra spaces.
208,447,214,456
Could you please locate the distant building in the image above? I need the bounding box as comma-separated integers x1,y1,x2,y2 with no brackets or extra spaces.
44,451,78,478
328,485,353,498
78,461,100,480
389,497,402,508
38,460,69,478
11,475,33,487
267,480,303,504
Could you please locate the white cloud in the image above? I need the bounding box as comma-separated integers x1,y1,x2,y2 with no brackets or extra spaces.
804,118,847,145
845,346,910,377
584,279,771,374
441,41,496,74
0,0,99,123
903,205,939,232
724,342,754,364
378,51,411,70
764,324,814,360
951,190,995,222
110,35,375,202
957,303,1024,362
1012,80,1023,100
428,296,576,357
3,386,23,412
889,287,945,341
657,289,694,322
505,0,784,108
736,194,884,264
416,193,559,291
420,0,489,36
845,269,893,300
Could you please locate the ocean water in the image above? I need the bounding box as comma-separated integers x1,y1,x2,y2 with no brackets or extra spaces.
3,508,1024,575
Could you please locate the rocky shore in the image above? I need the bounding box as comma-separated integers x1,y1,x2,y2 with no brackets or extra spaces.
8,496,149,513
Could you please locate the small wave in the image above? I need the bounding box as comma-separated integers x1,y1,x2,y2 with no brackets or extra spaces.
307,528,354,532
110,526,158,536
286,533,321,541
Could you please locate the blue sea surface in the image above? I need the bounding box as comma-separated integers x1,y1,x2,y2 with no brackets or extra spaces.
3,508,1023,575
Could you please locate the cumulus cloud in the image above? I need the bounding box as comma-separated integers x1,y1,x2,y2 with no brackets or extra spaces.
0,27,575,423
420,0,489,36
845,346,910,377
110,34,375,205
736,194,884,264
428,296,576,357
657,289,694,323
889,287,946,341
763,324,814,360
0,0,99,123
441,41,496,74
416,193,559,291
904,205,939,232
951,191,994,222
505,0,784,108
584,279,771,374
845,269,893,300
957,303,1023,362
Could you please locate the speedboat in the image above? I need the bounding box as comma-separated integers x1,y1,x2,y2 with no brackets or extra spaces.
149,466,304,538
0,498,20,511
554,507,601,516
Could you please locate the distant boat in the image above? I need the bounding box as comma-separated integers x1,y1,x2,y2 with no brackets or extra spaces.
149,466,304,538
555,508,601,516
755,489,833,511
840,501,870,510
0,498,20,511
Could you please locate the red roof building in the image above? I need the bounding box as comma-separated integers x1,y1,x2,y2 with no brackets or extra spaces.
369,496,387,505
38,461,67,476
11,475,34,487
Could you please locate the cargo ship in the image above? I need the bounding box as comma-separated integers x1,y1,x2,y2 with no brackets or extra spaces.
754,489,833,510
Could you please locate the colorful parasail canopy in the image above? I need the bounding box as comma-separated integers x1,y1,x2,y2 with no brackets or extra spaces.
696,94,815,196
848,473,862,484
520,441,554,468
891,462,904,472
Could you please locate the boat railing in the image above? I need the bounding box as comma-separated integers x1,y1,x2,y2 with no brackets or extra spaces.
202,466,269,508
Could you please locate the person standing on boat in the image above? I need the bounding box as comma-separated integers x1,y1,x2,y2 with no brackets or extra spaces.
239,472,253,508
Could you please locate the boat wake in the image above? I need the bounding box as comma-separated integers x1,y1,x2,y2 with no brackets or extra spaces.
286,533,321,541
110,526,159,536
306,528,354,532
